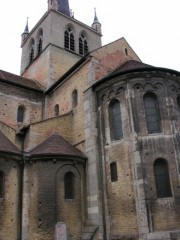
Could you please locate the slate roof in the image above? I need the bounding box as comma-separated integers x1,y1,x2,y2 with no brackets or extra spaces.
0,131,21,155
0,69,44,92
29,134,86,159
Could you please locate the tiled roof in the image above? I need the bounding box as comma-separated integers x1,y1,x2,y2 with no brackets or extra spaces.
0,131,21,155
0,69,44,91
112,60,154,74
29,134,86,158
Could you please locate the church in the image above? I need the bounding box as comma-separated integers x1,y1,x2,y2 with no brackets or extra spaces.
0,0,180,239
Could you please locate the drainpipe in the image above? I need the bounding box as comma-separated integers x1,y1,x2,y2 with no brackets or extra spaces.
16,125,29,240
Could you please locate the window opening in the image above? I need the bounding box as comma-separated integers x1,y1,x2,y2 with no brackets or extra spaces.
110,162,118,182
154,159,172,198
72,89,78,108
29,40,35,63
64,27,75,51
17,105,25,123
144,92,161,134
54,104,59,116
37,30,43,55
79,34,88,56
109,99,123,140
64,172,74,199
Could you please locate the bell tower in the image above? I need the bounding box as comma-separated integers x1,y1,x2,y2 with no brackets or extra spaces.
20,0,102,88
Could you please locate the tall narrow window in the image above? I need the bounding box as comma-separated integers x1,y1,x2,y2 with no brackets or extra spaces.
54,104,59,117
17,105,25,123
110,162,118,182
109,99,123,140
154,159,172,198
0,171,4,198
177,96,180,112
64,172,74,199
72,89,78,108
64,27,75,51
144,92,161,134
37,29,43,55
29,39,35,63
79,34,88,56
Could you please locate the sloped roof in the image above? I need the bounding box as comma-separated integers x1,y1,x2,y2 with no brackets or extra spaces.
0,69,44,92
110,60,154,75
0,131,21,155
29,134,86,159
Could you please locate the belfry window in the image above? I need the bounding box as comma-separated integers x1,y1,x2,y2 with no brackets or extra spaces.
143,92,161,134
64,172,74,199
17,105,25,123
110,162,118,182
29,39,35,63
79,34,88,56
64,27,75,51
37,30,43,55
154,159,172,198
109,99,123,141
54,104,59,117
0,171,4,198
72,89,78,108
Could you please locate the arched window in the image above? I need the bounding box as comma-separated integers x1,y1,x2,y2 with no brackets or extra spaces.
109,99,123,140
143,92,161,134
64,172,74,199
29,39,35,63
79,33,88,56
154,159,172,198
110,162,118,182
37,29,43,55
54,104,59,116
64,27,75,51
72,89,78,108
0,171,4,198
17,105,25,123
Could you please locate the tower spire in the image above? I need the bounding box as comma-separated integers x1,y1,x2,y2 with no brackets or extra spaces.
21,17,29,46
92,8,102,34
58,0,70,16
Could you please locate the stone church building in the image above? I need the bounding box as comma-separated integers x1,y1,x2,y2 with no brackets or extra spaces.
0,0,180,239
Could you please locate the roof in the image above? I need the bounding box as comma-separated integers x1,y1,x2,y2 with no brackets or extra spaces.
0,131,21,155
0,69,44,92
110,60,154,75
29,134,86,159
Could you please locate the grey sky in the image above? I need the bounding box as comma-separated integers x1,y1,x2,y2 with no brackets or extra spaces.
0,0,180,75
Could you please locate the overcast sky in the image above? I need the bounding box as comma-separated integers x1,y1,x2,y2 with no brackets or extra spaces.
0,0,180,75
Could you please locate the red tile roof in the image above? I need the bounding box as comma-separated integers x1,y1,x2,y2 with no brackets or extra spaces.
29,134,86,158
0,131,21,155
113,60,153,74
0,69,44,91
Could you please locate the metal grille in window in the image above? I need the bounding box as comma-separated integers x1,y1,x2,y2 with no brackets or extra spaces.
17,106,24,123
109,99,123,140
110,162,118,182
37,36,43,55
64,28,75,51
144,92,161,134
64,172,74,199
29,45,34,63
0,171,4,198
79,34,88,56
154,159,172,198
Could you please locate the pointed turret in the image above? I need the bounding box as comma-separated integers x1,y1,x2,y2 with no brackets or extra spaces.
91,8,102,34
21,18,29,46
58,0,70,16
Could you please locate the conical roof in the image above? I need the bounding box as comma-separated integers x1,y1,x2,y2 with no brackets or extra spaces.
29,134,86,158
